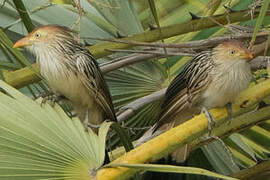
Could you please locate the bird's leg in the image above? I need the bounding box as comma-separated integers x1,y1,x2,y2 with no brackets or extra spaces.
201,107,216,134
226,102,233,125
83,109,89,132
83,109,100,133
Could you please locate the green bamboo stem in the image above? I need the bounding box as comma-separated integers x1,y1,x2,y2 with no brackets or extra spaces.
13,0,35,32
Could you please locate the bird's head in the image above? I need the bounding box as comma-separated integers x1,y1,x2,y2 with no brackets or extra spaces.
213,41,254,62
13,25,74,49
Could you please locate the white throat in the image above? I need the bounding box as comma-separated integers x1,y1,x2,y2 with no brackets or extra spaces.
202,59,252,108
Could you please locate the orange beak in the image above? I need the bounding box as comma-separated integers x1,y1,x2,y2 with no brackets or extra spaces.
13,36,31,48
242,51,254,60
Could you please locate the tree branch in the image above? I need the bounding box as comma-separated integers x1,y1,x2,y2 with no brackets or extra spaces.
105,48,193,57
90,8,267,58
100,54,162,74
4,7,268,89
85,30,268,49
116,89,166,122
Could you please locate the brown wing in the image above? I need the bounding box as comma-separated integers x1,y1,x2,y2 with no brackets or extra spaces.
156,51,214,128
74,47,116,122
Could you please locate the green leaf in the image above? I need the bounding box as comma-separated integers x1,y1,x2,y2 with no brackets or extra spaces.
89,0,143,35
0,61,20,70
148,0,160,28
0,80,111,179
0,29,32,67
250,0,270,46
65,6,118,37
227,134,257,162
201,140,240,175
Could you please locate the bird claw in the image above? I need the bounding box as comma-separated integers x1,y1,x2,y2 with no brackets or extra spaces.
38,92,62,107
201,107,216,135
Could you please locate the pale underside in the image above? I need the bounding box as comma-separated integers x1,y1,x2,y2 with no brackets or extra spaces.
29,42,114,128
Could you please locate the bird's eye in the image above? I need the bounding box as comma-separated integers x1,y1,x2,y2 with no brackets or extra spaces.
231,50,235,55
35,32,41,38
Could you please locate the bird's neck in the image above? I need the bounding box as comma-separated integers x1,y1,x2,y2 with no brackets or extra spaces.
30,44,69,82
214,59,251,77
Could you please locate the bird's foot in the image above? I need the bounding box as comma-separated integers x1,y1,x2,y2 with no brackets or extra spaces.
38,92,63,107
201,107,216,135
226,102,233,125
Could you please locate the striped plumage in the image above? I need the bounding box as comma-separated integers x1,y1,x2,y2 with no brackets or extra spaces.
14,25,116,131
137,41,254,162
157,41,253,129
158,51,214,125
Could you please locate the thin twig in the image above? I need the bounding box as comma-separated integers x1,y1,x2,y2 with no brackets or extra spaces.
86,0,119,9
83,31,268,49
100,40,268,75
116,89,166,122
31,3,54,13
100,53,162,74
73,0,83,42
3,3,54,30
105,48,194,56
1,0,6,8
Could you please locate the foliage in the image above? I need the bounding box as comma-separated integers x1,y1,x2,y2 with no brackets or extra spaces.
0,80,111,180
0,0,270,180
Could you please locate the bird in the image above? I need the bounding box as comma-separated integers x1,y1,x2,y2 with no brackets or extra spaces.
137,40,254,162
13,25,116,133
